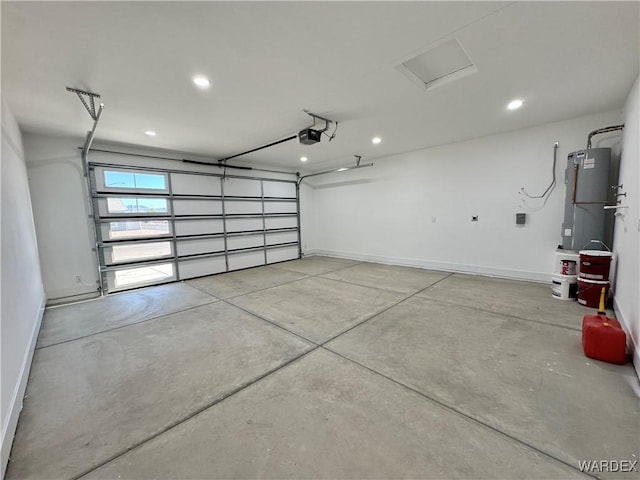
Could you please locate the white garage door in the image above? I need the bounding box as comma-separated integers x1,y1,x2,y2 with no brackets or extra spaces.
89,162,300,293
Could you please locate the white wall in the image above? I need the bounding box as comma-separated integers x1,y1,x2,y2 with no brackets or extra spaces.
612,75,639,380
23,133,99,302
23,135,302,301
1,100,46,477
299,182,314,254
306,110,623,282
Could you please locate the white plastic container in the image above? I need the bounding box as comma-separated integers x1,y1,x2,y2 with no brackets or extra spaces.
560,259,577,275
554,250,580,275
551,273,578,300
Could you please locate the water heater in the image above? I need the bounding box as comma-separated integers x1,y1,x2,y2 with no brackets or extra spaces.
561,148,613,251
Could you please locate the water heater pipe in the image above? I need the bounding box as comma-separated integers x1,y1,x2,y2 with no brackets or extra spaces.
586,124,624,149
571,163,614,205
571,164,579,204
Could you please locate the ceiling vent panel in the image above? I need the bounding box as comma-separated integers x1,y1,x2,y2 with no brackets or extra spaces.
397,38,477,91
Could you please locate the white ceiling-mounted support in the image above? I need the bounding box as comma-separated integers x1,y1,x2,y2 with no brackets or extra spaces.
298,155,373,185
81,105,104,166
67,86,105,296
66,87,102,121
67,86,105,175
303,109,338,142
303,109,332,133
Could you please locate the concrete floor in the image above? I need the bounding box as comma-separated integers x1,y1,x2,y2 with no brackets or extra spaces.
7,257,639,479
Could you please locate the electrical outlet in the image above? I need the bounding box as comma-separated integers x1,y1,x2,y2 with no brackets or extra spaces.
431,216,436,223
471,215,479,222
75,275,82,284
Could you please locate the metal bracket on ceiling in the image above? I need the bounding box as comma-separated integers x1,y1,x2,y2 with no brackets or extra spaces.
303,109,333,133
66,87,102,121
67,86,105,183
66,87,104,168
67,86,105,297
297,154,373,185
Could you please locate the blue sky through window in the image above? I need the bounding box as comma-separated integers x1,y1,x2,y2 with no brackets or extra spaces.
104,171,166,190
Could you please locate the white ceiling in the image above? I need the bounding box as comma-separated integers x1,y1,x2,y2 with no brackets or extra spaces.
2,1,638,171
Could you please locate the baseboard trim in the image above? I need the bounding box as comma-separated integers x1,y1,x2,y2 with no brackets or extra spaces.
305,249,551,284
613,297,640,382
47,290,100,306
1,293,46,478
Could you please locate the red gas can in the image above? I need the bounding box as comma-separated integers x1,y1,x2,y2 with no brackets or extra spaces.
581,314,626,365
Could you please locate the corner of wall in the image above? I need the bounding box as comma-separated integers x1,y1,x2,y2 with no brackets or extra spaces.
1,99,48,478
0,294,46,479
613,297,640,382
612,73,640,381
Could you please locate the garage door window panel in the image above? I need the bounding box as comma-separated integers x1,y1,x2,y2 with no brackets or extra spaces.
103,241,174,265
97,168,169,194
90,163,299,293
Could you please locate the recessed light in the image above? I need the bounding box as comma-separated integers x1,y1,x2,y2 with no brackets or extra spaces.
145,130,157,136
337,168,347,172
507,99,523,110
300,156,308,162
193,75,212,89
372,136,382,145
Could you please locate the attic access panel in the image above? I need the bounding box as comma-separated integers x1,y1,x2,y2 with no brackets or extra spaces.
397,38,477,91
